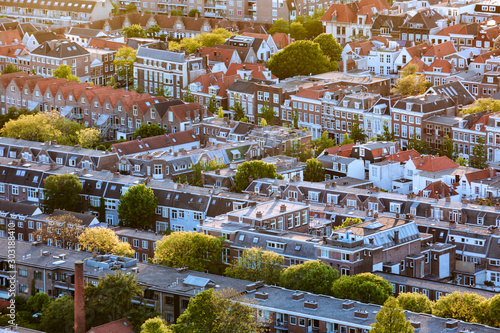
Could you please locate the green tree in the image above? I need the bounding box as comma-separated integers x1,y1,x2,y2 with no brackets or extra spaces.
474,294,500,327
350,115,367,143
188,8,200,17
225,247,283,285
283,137,312,162
470,136,488,169
432,291,485,323
155,85,172,98
2,63,20,74
216,106,225,118
334,217,363,230
439,134,458,160
42,174,82,214
40,296,74,333
85,271,143,327
207,95,219,114
76,127,101,149
331,273,393,305
407,134,431,154
397,292,433,314
376,121,395,141
114,46,137,86
172,289,263,333
392,63,431,96
198,32,227,48
258,101,276,125
292,108,299,129
52,64,80,82
303,158,325,182
134,123,165,139
371,297,414,333
462,98,500,115
146,24,161,38
125,2,137,12
154,231,223,274
259,118,267,126
185,158,226,187
78,227,134,257
122,24,146,38
312,130,335,155
289,21,307,40
456,156,468,166
183,88,196,102
267,40,335,80
231,95,245,121
0,106,37,129
117,184,158,229
340,133,354,145
141,317,172,333
268,18,289,35
233,160,281,192
313,33,343,63
279,260,338,295
27,292,50,314
34,214,84,249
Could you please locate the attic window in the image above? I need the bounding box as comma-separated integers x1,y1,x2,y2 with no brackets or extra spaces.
253,237,259,243
239,235,245,241
488,77,494,83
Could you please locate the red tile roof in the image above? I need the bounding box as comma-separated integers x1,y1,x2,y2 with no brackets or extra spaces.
87,318,134,333
0,72,29,89
112,129,199,156
271,32,290,49
464,168,496,183
403,57,428,72
199,46,239,68
321,3,358,23
0,45,28,58
423,41,457,58
426,59,452,74
324,144,355,157
419,180,458,199
412,155,458,172
435,24,466,36
0,30,22,46
225,62,277,80
384,149,420,163
170,102,212,122
87,38,126,51
405,42,431,59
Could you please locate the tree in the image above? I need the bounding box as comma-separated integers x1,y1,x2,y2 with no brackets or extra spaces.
145,24,161,38
141,317,172,333
85,271,143,326
258,101,276,125
42,174,82,214
27,292,50,314
392,63,431,96
350,115,367,143
313,33,343,63
334,217,363,230
340,133,354,145
230,95,245,121
304,158,325,182
183,88,196,103
172,289,263,333
432,291,486,323
331,273,393,305
122,24,146,38
279,260,338,295
233,160,280,192
283,137,312,162
268,18,289,35
185,158,226,187
312,130,335,155
198,33,227,48
462,98,500,115
34,214,84,249
470,136,488,169
407,134,431,154
117,184,158,229
78,227,134,257
188,8,200,17
456,156,468,166
207,95,219,114
397,292,433,314
155,85,172,98
289,21,307,40
371,297,414,333
216,106,225,118
0,106,37,129
114,46,137,86
439,134,458,160
267,40,335,80
2,63,20,74
52,64,80,82
154,231,223,274
259,118,267,126
376,121,395,141
125,2,137,12
40,296,74,333
226,247,283,285
474,294,500,327
76,128,100,149
292,108,299,129
134,123,165,139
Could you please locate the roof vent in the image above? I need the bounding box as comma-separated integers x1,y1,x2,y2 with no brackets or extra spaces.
280,204,287,212
304,300,318,309
175,267,189,273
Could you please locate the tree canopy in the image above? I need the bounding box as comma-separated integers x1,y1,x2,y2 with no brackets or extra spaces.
76,128,101,149
231,95,245,121
432,291,486,323
34,214,83,248
134,123,165,139
376,121,395,141
42,174,82,214
279,260,338,295
258,101,276,125
470,136,488,169
392,63,431,96
233,160,281,192
52,64,80,82
350,115,367,143
267,40,335,80
225,247,284,285
331,273,393,305
141,317,172,333
114,46,137,83
371,297,414,333
154,231,223,274
2,63,20,74
397,292,433,314
169,28,233,53
181,158,226,187
303,158,325,182
334,217,363,230
122,24,145,38
117,184,158,229
39,296,74,333
313,33,343,63
462,98,500,115
0,106,37,129
78,227,134,257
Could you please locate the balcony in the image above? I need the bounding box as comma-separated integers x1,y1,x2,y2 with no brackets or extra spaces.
274,321,288,330
248,4,256,11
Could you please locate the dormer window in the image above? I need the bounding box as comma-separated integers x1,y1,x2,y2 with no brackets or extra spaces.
476,124,482,131
488,77,494,83
343,100,349,107
406,103,413,111
433,67,441,73
354,102,361,109
208,85,219,95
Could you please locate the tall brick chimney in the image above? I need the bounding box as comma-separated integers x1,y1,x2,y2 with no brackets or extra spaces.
74,261,85,333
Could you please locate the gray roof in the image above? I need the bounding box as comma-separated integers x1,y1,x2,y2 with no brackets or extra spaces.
136,46,187,63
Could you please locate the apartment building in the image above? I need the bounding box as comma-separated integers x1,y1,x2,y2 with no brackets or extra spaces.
113,227,164,263
134,42,206,98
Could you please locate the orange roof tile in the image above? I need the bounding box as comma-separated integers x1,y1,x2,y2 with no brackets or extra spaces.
0,30,22,46
324,144,355,157
412,155,458,172
225,62,277,80
426,59,452,73
465,168,496,183
384,149,420,163
87,318,134,333
419,180,457,199
321,3,358,23
87,38,126,51
271,32,290,49
423,41,456,58
403,57,427,72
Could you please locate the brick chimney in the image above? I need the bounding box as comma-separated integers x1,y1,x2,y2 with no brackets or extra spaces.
74,261,85,333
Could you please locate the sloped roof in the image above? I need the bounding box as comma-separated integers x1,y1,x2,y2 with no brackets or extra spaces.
465,168,496,183
87,318,134,333
412,155,458,172
199,46,239,67
403,57,428,72
384,149,420,163
405,42,431,58
190,71,240,98
426,59,453,73
225,62,277,80
32,41,89,58
419,180,458,199
323,144,355,157
87,38,126,51
423,41,456,58
0,30,21,45
321,3,358,23
272,32,290,49
429,81,475,106
112,130,199,156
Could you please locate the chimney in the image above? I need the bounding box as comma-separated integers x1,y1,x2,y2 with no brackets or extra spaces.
490,168,495,178
255,292,268,300
304,300,318,309
342,301,355,310
354,310,368,319
445,320,458,329
256,211,263,218
394,230,399,244
410,321,421,329
280,204,287,212
74,261,85,333
292,292,304,300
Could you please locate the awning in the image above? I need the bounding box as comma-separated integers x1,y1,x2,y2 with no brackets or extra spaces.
27,100,40,111
60,105,77,117
95,114,111,126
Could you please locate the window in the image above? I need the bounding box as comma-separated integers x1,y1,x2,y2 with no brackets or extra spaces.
298,318,305,327
290,317,296,325
133,239,139,247
142,240,148,249
12,186,19,195
390,202,402,213
19,268,28,277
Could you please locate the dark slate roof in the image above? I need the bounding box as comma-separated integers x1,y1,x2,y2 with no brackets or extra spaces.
30,31,58,44
0,200,40,216
31,41,89,58
232,122,255,135
393,95,455,113
153,99,185,118
228,80,257,94
67,27,105,38
403,8,444,30
371,14,408,31
51,209,97,226
136,46,187,63
428,81,475,106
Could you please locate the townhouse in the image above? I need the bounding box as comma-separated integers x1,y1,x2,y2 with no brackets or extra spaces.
399,8,447,43
224,35,272,62
113,227,164,263
184,71,239,111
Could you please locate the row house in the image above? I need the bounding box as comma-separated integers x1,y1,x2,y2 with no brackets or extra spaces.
0,0,114,26
185,72,239,111
247,126,312,157
86,46,117,86
429,23,480,47
113,228,164,263
370,14,408,40
64,27,108,47
0,44,30,75
134,42,206,99
6,239,498,332
193,117,255,145
452,111,488,161
224,35,273,62
399,8,447,43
